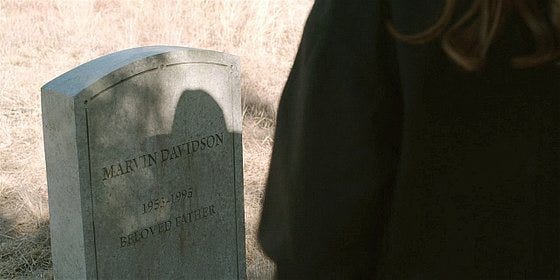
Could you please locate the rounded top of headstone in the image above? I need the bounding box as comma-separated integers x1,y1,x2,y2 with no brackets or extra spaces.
41,46,238,99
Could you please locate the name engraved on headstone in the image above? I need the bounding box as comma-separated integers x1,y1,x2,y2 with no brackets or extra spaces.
102,132,224,181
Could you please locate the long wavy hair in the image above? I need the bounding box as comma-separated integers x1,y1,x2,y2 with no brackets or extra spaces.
387,0,560,71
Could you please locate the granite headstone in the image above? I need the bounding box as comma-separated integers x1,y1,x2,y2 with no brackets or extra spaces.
41,46,245,279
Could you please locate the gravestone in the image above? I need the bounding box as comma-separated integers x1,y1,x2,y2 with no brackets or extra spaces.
41,46,245,279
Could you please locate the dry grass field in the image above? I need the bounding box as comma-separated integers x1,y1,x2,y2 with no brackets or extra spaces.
0,0,312,278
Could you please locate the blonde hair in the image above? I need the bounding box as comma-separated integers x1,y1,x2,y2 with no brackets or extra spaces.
387,0,560,71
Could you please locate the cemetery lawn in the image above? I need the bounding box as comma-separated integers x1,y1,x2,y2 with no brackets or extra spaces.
0,1,312,278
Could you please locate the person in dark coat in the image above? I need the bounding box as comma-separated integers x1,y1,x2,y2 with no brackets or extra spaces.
258,0,559,278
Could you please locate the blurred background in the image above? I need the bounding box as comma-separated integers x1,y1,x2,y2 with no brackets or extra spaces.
0,0,313,278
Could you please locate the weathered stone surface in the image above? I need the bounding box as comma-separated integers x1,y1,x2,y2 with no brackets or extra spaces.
42,46,245,279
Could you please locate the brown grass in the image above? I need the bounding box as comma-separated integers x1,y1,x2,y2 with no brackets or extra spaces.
0,0,312,278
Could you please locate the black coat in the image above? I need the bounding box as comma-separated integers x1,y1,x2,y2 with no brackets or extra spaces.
258,0,560,278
